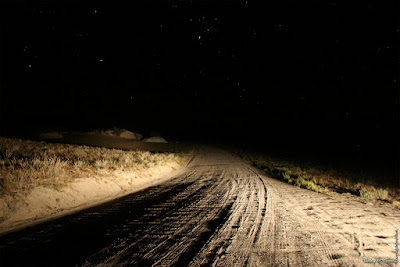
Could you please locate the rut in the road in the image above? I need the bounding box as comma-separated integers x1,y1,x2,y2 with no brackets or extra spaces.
82,150,269,266
189,171,268,267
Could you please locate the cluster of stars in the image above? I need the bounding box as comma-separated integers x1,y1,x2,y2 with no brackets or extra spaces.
4,0,397,115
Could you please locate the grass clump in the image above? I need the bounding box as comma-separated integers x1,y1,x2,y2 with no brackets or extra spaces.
281,171,330,194
54,184,64,191
360,187,389,200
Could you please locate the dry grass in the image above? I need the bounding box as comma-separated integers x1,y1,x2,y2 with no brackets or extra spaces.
233,150,399,204
0,137,185,197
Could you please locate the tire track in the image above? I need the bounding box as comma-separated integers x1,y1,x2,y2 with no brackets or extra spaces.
0,146,378,267
189,165,268,266
248,166,361,266
83,169,237,266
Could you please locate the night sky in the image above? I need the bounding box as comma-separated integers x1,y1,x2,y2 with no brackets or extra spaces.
1,0,399,152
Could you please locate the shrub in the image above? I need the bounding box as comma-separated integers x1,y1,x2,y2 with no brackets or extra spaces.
376,188,388,200
360,187,389,200
282,171,291,181
360,188,374,199
113,127,125,136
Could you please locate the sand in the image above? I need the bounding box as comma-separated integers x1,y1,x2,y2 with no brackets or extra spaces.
0,161,184,234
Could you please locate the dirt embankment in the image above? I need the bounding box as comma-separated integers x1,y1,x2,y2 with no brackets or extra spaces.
0,135,191,234
0,162,186,234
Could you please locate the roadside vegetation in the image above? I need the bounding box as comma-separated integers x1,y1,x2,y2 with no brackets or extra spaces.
232,149,400,205
0,137,185,197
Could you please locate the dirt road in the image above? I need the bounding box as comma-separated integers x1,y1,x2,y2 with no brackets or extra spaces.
0,147,398,266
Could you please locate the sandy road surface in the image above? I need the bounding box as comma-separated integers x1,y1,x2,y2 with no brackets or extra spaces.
0,147,399,266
